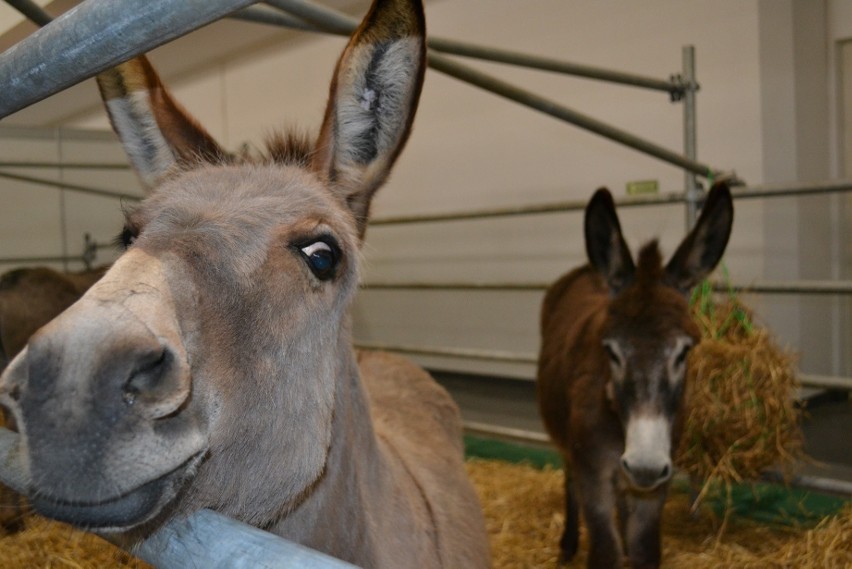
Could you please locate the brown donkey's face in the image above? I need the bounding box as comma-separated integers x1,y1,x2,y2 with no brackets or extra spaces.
585,184,733,491
0,0,425,533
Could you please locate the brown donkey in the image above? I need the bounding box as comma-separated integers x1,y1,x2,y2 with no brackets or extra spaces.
0,1,491,566
0,266,106,372
538,184,733,568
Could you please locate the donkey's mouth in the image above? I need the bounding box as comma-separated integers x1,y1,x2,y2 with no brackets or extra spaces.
30,451,204,532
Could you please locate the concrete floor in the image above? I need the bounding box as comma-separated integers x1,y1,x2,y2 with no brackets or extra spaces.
433,370,852,490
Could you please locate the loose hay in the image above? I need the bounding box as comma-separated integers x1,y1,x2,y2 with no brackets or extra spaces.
0,460,848,567
679,283,803,494
465,459,851,569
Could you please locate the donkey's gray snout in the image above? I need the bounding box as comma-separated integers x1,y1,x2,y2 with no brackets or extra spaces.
620,457,673,491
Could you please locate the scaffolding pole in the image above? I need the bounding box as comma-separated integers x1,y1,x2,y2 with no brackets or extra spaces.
0,0,257,118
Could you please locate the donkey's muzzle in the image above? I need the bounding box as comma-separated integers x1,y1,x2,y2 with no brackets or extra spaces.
620,457,672,491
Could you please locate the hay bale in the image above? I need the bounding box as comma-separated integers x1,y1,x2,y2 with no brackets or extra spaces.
678,283,803,492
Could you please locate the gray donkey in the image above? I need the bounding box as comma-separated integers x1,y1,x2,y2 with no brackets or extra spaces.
0,1,491,567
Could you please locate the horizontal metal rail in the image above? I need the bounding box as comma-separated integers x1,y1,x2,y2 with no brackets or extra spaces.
463,420,551,445
0,254,87,265
355,342,537,364
0,0,258,118
0,160,130,169
368,180,852,226
361,279,852,296
261,0,719,178
0,170,140,201
357,342,852,391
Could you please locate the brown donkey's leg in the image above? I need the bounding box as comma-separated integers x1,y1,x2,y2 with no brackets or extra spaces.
558,467,580,564
575,464,623,569
625,487,667,569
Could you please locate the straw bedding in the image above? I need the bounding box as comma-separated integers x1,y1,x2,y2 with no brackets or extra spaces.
0,459,848,568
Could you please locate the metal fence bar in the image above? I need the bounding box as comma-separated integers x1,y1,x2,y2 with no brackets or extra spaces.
361,279,852,295
0,161,130,169
135,509,360,569
0,0,258,118
355,342,538,364
682,45,700,229
0,254,87,265
3,0,52,26
463,421,551,445
358,342,852,391
231,5,316,31
0,170,140,201
369,181,852,226
263,0,719,178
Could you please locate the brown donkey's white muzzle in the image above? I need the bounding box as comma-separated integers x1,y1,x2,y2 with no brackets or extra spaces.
620,414,673,491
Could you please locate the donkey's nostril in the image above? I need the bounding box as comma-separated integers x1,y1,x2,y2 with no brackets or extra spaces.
123,348,171,401
620,457,631,474
659,463,671,481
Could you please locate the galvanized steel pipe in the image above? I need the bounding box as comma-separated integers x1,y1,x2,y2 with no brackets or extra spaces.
0,0,257,118
0,170,140,200
682,46,700,229
3,0,53,26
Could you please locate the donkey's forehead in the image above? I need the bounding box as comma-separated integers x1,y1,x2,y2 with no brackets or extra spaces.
606,285,699,342
137,164,357,236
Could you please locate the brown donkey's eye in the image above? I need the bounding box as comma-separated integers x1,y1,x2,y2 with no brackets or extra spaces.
674,344,691,368
603,341,622,367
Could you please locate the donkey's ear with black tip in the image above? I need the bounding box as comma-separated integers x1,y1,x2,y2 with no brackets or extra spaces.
97,56,228,192
312,0,426,239
584,187,636,294
664,182,734,293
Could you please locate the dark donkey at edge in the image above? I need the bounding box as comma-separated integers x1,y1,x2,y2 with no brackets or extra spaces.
537,183,733,568
0,0,491,566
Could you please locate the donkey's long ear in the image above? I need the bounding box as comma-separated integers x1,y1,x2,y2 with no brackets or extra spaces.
585,188,635,293
313,0,426,238
664,182,734,293
97,56,227,192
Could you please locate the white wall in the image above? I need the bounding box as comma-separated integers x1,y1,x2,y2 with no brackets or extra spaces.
50,0,845,380
0,127,141,274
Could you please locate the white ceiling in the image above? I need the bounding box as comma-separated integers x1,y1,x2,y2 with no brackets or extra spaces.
0,0,371,126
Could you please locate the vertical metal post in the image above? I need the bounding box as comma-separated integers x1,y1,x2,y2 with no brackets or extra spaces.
683,45,699,229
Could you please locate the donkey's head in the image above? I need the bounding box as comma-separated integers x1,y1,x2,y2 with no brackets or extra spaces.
0,0,425,533
585,184,733,491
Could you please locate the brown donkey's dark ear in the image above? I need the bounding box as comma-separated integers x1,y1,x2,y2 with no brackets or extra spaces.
97,57,228,192
584,188,635,294
312,0,426,239
664,182,735,293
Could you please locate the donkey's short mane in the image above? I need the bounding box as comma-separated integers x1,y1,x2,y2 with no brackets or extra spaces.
263,130,316,167
635,240,664,287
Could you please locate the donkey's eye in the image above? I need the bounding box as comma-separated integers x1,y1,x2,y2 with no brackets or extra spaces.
672,337,694,369
602,341,622,367
299,240,339,280
674,344,691,368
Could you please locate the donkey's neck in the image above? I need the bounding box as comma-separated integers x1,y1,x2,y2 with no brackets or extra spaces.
268,335,392,564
